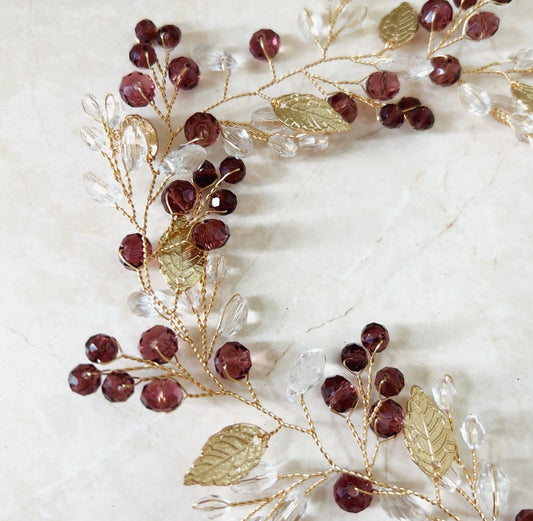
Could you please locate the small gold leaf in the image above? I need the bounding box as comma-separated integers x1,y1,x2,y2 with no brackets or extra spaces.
271,93,351,134
511,81,533,113
378,2,419,48
404,386,456,478
122,114,159,157
184,423,269,486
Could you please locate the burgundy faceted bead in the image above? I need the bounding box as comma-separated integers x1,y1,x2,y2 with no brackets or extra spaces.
466,12,500,40
119,72,155,107
419,0,454,31
453,0,478,8
516,510,533,521
193,160,219,188
365,71,400,101
209,189,237,215
119,233,152,270
69,364,101,395
139,325,178,364
361,323,389,353
220,157,246,184
102,371,135,402
249,29,281,60
215,342,252,380
129,43,157,68
192,219,230,250
379,104,404,129
375,367,405,397
492,0,511,3
369,399,405,438
398,96,421,112
141,378,184,412
333,474,373,513
168,56,200,90
85,334,119,364
341,343,368,372
429,55,461,86
405,106,435,130
161,180,197,214
327,92,358,123
184,112,220,147
135,19,158,43
157,24,182,49
321,375,358,413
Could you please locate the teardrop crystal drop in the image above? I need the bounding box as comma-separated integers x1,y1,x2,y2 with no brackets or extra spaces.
105,94,123,128
127,290,174,317
159,144,207,177
509,113,533,133
217,294,249,337
298,9,326,43
299,134,329,150
458,84,491,116
81,126,107,151
192,44,237,71
460,414,486,449
286,349,326,402
268,135,298,158
121,124,148,171
272,491,308,521
333,5,367,34
221,126,254,157
440,462,463,490
379,494,426,521
510,48,533,69
477,464,510,518
178,285,202,312
83,171,123,206
192,495,231,520
231,462,278,494
432,374,456,411
82,93,103,121
206,253,227,284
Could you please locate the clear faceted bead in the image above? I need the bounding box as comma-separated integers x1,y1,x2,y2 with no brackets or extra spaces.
81,126,107,151
510,48,533,69
127,290,174,317
217,294,249,337
509,113,533,134
268,135,298,157
105,94,123,128
379,55,432,80
251,106,283,133
206,253,227,284
193,495,231,520
178,285,202,312
159,144,207,176
298,9,326,43
379,494,426,521
333,5,367,34
192,43,237,72
121,124,148,171
299,134,329,150
82,93,103,121
477,464,510,517
231,461,278,494
221,126,254,158
440,462,463,490
286,349,326,401
491,94,521,115
432,374,456,410
460,414,486,449
272,491,308,521
83,171,123,206
458,83,491,116
515,132,533,145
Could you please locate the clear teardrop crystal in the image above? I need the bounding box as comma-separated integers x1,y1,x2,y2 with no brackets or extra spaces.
268,135,298,158
299,134,329,151
286,349,326,402
206,253,227,284
81,126,107,151
432,374,456,411
510,48,533,69
221,126,254,158
458,84,491,116
405,58,433,81
159,144,207,177
379,55,432,80
105,94,123,128
440,462,463,491
121,124,148,171
491,94,521,115
82,93,103,121
298,9,326,43
333,5,367,34
83,171,123,206
515,131,533,145
272,491,308,521
192,44,237,72
178,285,202,313
379,494,426,521
127,290,174,317
509,113,533,134
477,464,510,517
231,462,278,494
460,414,486,449
193,495,231,520
217,294,249,337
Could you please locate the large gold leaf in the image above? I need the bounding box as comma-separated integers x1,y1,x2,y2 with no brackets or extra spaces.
404,386,456,478
511,81,533,113
271,94,351,134
184,423,269,486
378,2,419,48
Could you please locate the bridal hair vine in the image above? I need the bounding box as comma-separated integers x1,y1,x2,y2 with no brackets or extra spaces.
69,1,532,520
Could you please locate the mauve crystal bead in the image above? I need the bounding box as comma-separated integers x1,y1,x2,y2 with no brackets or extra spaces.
398,96,422,112
375,367,405,397
249,29,281,60
379,104,404,128
321,375,358,412
210,189,238,215
327,92,358,123
333,474,373,513
370,399,404,438
69,364,101,395
157,24,182,49
85,334,119,363
361,323,389,353
119,72,155,107
453,0,478,8
365,71,400,101
215,341,252,380
139,325,178,364
419,0,453,31
192,219,230,250
220,157,246,184
141,378,184,412
193,160,219,188
161,180,197,214
184,112,220,147
135,19,158,43
119,233,152,270
341,343,368,372
129,43,157,68
405,105,435,130
430,55,461,86
168,57,200,89
466,12,500,40
517,511,533,521
102,371,135,402
493,0,511,3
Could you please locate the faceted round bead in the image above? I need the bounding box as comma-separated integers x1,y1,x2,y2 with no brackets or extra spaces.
119,72,155,107
361,323,389,353
341,343,368,372
220,157,246,184
466,12,500,40
139,325,178,364
327,92,358,123
333,474,373,513
379,104,404,129
135,19,158,43
102,371,135,402
365,71,400,101
321,375,358,412
193,160,219,188
157,24,182,49
129,43,157,68
419,0,454,32
375,367,405,397
184,112,220,147
68,364,101,395
430,55,461,86
168,57,200,90
249,29,281,60
405,106,435,130
210,189,238,215
215,341,252,380
85,334,119,363
492,0,511,3
141,378,184,412
161,180,197,214
192,219,230,250
369,399,404,438
516,510,533,521
119,233,152,270
453,0,478,8
398,96,421,112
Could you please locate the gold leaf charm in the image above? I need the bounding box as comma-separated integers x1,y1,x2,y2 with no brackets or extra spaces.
158,218,205,291
404,386,456,478
122,114,159,157
184,423,269,486
271,94,351,134
378,2,419,48
511,81,533,113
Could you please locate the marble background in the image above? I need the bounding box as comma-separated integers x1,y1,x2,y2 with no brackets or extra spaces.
2,0,532,519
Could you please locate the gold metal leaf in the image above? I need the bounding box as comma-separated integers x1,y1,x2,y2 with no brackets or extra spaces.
271,94,351,134
511,81,533,113
158,218,205,291
122,114,159,157
184,423,269,486
404,386,456,478
378,2,419,48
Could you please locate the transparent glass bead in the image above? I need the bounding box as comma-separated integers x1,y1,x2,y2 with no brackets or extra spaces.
333,5,367,34
298,9,326,43
127,290,174,317
193,495,231,520
231,461,277,494
206,253,227,284
379,494,426,521
82,93,103,121
105,94,123,128
510,48,533,69
515,131,533,145
81,126,107,151
192,44,237,72
286,349,326,402
477,464,510,517
268,135,298,158
83,171,123,206
379,55,432,80
159,144,207,177
509,113,533,134
272,491,308,521
439,462,463,491
217,294,249,337
221,126,254,158
121,124,148,171
460,414,486,449
432,374,456,411
458,84,491,116
251,106,283,133
299,134,329,151
178,285,202,312
491,94,521,115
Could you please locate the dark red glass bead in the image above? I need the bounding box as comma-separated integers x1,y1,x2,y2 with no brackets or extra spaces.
139,325,178,364
249,29,281,60
193,160,219,188
209,189,237,215
129,43,157,68
135,19,158,43
215,342,252,380
161,180,197,214
333,474,373,513
429,55,461,86
405,106,435,130
141,379,184,412
184,112,220,147
361,323,389,353
516,510,533,521
119,233,152,270
375,367,405,397
220,157,246,184
419,0,453,31
369,399,404,438
366,71,400,101
327,92,358,123
168,57,200,90
157,24,182,49
192,219,230,250
85,334,119,363
379,104,404,129
341,343,368,372
453,0,478,8
492,0,511,3
398,96,421,112
466,12,500,40
321,375,358,413
68,364,101,395
119,72,155,107
102,371,135,402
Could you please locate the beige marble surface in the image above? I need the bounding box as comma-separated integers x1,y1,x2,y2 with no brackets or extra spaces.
2,0,532,520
